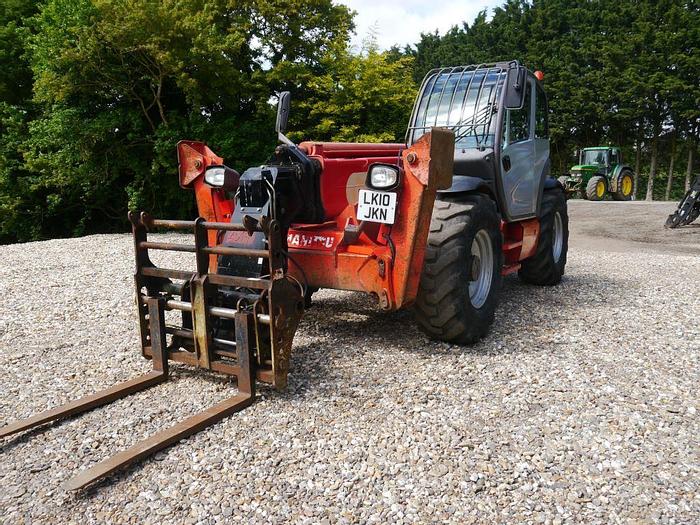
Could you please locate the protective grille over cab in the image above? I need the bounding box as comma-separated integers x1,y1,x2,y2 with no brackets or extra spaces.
407,62,514,149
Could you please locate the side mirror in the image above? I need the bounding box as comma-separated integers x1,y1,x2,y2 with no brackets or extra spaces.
275,91,290,134
275,91,294,146
503,66,526,109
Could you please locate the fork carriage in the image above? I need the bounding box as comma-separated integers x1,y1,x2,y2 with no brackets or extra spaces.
131,212,303,389
0,212,303,490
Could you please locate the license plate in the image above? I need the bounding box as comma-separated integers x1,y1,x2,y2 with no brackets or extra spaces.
357,189,397,224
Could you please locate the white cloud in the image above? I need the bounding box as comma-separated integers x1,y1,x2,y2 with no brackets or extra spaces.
338,0,502,51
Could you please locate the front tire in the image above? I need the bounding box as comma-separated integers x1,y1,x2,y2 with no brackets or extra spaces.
586,176,607,201
519,188,569,285
414,194,503,344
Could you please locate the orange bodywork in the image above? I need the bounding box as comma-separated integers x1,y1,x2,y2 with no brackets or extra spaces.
177,132,454,310
176,131,542,311
287,133,453,310
501,218,540,275
177,141,234,270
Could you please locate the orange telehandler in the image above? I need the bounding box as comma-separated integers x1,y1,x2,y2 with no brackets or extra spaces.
1,62,568,490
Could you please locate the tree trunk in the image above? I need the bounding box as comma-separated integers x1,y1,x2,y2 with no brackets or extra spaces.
665,131,676,200
634,124,642,200
686,140,695,192
645,135,658,201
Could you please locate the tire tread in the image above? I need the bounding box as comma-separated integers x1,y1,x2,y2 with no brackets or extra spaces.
415,194,503,344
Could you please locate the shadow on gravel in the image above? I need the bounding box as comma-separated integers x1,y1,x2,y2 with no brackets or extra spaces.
501,271,634,307
300,269,631,350
0,420,66,454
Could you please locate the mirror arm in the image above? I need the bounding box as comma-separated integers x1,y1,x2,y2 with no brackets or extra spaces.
278,131,294,147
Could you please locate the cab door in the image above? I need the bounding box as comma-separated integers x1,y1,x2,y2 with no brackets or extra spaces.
500,77,537,219
533,82,550,213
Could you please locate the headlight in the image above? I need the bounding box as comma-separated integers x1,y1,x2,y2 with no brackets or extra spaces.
367,163,400,190
205,166,226,186
204,165,240,190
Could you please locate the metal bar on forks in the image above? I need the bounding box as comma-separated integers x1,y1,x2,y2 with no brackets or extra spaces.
0,371,166,439
0,298,170,440
63,312,256,491
62,391,253,491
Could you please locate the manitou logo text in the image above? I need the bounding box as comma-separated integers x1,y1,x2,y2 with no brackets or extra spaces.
287,232,336,250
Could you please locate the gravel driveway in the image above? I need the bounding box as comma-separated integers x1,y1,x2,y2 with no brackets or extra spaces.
1,201,698,524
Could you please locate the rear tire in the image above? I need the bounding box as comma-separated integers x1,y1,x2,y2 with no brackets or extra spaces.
414,194,503,344
519,188,569,285
613,169,635,201
586,176,607,201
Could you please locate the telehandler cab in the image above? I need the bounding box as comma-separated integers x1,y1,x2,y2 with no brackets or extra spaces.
1,61,569,490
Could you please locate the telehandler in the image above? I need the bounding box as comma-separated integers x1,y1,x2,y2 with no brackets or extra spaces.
1,61,568,490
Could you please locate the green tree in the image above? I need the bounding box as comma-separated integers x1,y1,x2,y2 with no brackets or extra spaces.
292,38,417,143
1,0,353,242
0,0,39,241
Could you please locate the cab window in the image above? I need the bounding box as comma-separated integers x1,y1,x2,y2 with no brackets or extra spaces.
610,149,619,165
507,82,532,143
535,85,548,138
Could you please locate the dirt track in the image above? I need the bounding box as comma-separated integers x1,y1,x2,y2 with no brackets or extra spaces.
568,199,700,255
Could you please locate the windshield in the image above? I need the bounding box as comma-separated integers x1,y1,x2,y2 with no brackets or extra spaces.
581,149,608,166
409,66,507,149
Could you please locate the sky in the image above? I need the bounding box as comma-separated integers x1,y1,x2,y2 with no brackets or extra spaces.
339,0,503,51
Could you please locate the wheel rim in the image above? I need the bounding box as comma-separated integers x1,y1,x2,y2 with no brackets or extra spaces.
596,181,605,198
468,230,494,309
622,175,632,196
552,211,564,263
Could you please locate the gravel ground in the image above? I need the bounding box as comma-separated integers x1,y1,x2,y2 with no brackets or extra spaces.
1,201,699,524
567,200,700,256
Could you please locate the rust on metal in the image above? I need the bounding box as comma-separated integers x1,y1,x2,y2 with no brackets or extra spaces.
1,206,306,489
128,211,302,387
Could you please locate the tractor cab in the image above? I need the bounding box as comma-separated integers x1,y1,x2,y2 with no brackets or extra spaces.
576,147,621,175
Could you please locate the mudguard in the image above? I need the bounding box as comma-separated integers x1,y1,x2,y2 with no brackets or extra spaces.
437,175,494,196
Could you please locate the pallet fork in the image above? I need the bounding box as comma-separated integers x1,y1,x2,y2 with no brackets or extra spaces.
0,212,303,490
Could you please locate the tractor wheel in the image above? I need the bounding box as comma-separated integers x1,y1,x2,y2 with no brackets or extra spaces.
518,188,569,285
586,176,607,201
613,169,635,201
414,194,503,344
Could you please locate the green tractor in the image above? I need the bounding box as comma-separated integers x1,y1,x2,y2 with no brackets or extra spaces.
558,146,635,201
